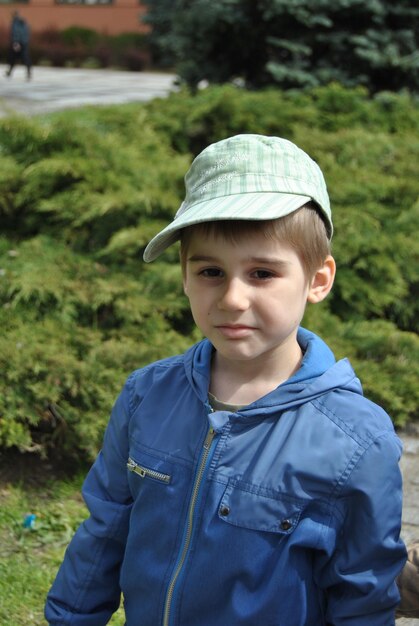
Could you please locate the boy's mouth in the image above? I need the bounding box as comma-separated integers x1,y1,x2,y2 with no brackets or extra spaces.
215,324,256,338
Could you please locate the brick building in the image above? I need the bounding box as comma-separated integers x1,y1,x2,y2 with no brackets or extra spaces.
0,1,148,36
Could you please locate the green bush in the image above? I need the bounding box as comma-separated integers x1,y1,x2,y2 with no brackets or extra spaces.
145,83,419,153
0,86,418,461
0,111,192,460
60,26,100,48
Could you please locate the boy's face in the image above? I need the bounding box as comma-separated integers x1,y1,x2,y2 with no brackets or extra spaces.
183,228,326,370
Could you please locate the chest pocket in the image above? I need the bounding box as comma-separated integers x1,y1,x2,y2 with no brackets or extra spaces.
126,444,174,498
127,457,171,484
218,481,305,535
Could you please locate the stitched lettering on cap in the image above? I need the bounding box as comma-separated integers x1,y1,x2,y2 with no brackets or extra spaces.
191,152,249,194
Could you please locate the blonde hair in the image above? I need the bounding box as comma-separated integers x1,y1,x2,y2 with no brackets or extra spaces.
180,204,331,281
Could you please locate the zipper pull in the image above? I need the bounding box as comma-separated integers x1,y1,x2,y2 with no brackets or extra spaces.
127,458,146,477
127,458,136,471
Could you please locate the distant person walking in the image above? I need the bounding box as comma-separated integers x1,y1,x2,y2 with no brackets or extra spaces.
5,11,32,80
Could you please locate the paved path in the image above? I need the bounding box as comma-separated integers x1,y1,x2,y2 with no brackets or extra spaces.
0,64,176,116
0,63,418,620
400,434,419,545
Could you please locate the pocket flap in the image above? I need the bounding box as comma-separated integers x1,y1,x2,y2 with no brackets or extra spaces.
218,482,304,534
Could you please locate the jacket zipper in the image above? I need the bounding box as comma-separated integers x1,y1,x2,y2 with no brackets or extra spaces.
162,426,216,626
127,457,171,484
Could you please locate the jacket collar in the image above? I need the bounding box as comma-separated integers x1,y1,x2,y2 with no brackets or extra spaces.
183,327,361,416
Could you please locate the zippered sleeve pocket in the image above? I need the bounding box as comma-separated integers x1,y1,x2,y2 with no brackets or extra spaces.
127,457,171,484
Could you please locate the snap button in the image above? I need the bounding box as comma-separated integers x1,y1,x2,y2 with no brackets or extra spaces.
280,519,292,531
219,505,230,517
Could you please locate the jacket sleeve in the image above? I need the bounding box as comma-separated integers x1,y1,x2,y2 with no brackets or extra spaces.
45,374,135,625
315,431,407,626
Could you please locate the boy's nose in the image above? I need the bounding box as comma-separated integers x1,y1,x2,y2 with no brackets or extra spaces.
217,278,250,311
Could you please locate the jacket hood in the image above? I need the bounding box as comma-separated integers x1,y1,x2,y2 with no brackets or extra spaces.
183,327,363,418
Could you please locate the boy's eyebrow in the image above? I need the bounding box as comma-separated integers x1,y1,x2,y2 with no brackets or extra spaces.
248,256,291,267
187,254,291,267
187,255,219,263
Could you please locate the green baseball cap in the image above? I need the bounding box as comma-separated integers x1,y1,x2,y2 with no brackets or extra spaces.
143,134,332,262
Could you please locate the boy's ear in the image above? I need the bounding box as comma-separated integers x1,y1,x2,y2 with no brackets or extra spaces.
307,255,336,304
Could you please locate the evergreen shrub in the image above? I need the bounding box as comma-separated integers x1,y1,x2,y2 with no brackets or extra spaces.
0,85,418,461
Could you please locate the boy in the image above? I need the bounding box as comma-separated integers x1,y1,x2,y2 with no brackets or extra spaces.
45,134,406,625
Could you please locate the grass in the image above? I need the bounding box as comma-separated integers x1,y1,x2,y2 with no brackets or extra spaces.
0,454,125,625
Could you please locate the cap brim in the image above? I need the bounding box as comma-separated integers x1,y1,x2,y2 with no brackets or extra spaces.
143,192,311,262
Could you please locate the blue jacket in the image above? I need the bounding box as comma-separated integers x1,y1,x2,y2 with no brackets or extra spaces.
45,328,406,625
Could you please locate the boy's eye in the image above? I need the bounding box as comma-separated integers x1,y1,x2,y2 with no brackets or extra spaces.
200,267,223,278
252,269,275,279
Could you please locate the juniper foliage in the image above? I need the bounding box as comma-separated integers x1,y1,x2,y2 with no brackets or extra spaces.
0,86,418,460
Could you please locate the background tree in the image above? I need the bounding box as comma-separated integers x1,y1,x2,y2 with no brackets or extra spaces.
143,0,419,92
142,0,177,68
